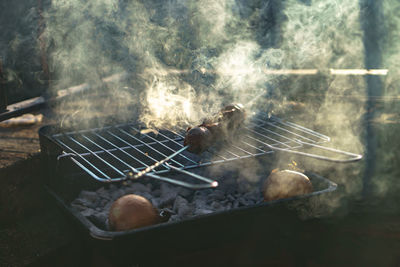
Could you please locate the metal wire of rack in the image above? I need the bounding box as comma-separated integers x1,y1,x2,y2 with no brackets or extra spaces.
51,113,346,185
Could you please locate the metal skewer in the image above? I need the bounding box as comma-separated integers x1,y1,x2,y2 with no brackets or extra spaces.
127,168,218,189
123,145,218,189
124,145,217,189
129,145,189,179
164,162,218,187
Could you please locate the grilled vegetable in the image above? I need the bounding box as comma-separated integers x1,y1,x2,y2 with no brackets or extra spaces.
109,194,159,231
183,126,213,154
184,103,246,154
262,170,313,201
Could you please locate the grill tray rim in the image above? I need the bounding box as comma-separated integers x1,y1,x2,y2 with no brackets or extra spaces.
39,122,336,240
45,171,337,241
39,123,337,264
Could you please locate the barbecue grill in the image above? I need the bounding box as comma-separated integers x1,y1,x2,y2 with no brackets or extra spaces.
38,112,361,265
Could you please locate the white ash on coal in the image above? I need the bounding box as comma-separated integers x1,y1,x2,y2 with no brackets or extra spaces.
71,168,264,230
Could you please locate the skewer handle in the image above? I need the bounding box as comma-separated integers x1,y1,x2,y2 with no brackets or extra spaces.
126,145,218,189
128,145,189,179
144,171,218,189
165,163,218,187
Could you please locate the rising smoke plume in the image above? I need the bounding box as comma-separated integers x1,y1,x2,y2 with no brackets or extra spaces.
42,0,394,214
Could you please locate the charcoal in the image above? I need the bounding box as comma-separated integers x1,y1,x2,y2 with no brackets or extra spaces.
89,212,108,229
110,190,121,200
72,167,265,228
238,198,253,206
177,187,192,198
220,199,230,205
129,182,151,193
108,184,117,191
99,199,109,207
146,183,153,191
193,198,208,213
160,183,178,197
80,190,98,202
88,202,98,209
194,190,205,197
152,189,161,197
159,184,179,207
77,195,100,209
162,207,175,215
137,191,153,201
237,182,253,193
243,190,261,202
71,198,85,206
169,215,180,222
105,218,110,230
104,202,113,211
124,187,136,195
208,190,225,201
211,201,222,209
173,196,192,216
150,198,160,207
159,192,177,207
195,209,213,216
71,203,87,212
81,208,96,217
96,187,109,198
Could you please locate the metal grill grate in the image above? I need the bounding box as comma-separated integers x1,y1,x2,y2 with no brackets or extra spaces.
52,113,338,183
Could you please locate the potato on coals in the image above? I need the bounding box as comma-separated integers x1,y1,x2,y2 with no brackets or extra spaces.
262,170,313,201
109,194,159,231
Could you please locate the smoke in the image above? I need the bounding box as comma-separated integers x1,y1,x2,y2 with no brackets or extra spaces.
139,74,199,129
366,0,400,207
43,0,285,127
268,0,367,214
0,1,46,102
42,0,400,214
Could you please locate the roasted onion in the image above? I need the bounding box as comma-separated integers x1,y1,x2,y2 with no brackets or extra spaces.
262,170,313,201
109,194,159,231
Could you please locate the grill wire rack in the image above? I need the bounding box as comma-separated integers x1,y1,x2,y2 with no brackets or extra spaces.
53,113,362,188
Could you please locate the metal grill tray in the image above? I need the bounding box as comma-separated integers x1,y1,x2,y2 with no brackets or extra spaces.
47,113,361,186
38,121,338,265
43,169,336,265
